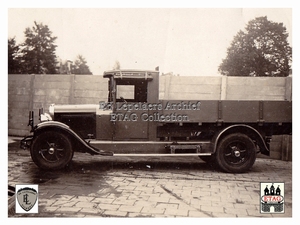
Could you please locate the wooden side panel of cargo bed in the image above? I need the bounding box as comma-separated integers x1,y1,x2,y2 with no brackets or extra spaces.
161,100,292,124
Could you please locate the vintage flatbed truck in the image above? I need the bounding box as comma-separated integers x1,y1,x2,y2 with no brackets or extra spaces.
20,70,292,173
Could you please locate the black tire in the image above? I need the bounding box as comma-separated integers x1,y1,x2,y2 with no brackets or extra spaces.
215,133,256,173
30,131,73,170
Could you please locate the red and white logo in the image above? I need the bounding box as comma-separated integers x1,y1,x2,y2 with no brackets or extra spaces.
260,182,284,213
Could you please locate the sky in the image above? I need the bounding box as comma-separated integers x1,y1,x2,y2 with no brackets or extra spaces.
7,8,292,76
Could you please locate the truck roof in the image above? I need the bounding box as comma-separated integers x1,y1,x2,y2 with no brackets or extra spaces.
103,69,158,80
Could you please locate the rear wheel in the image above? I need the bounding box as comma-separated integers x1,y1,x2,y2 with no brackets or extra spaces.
30,131,73,170
215,133,256,173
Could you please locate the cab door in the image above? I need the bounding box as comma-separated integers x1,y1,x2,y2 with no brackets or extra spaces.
113,79,149,140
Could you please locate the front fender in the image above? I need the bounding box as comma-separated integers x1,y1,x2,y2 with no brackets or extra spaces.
33,121,113,156
35,120,70,131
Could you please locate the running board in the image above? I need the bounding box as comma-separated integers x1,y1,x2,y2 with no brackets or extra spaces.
88,140,212,155
113,153,212,157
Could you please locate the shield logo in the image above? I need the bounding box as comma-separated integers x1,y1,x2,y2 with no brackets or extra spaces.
260,182,285,213
16,187,38,212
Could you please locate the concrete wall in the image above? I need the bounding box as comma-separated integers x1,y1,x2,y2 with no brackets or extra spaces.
8,74,108,136
8,74,292,160
159,75,292,101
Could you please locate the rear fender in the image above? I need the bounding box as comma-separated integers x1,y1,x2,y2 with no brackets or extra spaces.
212,124,269,156
34,121,113,156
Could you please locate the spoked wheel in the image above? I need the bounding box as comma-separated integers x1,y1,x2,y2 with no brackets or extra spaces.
30,131,73,170
215,133,256,173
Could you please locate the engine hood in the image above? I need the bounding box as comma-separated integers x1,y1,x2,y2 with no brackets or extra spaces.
49,104,112,116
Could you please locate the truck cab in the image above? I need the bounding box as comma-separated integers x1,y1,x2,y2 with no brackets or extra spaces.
100,70,159,141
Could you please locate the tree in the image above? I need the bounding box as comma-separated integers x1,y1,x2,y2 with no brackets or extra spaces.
57,58,73,74
19,21,58,74
219,16,292,77
8,37,22,74
72,55,92,75
113,60,121,70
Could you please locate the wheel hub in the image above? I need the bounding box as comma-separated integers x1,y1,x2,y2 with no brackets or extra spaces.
48,147,55,155
231,146,241,158
234,150,241,157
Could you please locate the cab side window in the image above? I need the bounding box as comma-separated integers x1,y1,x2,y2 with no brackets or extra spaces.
116,79,147,102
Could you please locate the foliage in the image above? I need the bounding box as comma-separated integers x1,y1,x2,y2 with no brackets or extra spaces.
219,16,292,77
18,21,58,74
113,61,121,70
57,58,73,74
72,55,93,75
8,21,94,75
8,37,22,74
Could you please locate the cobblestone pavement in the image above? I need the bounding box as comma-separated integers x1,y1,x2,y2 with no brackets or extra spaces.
8,137,292,218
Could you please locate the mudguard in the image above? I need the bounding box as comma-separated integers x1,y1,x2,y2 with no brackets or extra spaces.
212,124,270,156
28,121,113,156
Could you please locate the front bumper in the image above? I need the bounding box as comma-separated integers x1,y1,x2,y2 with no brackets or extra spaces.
20,136,33,150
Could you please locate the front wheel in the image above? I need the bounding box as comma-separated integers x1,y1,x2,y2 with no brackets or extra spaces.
30,131,73,170
215,133,256,173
